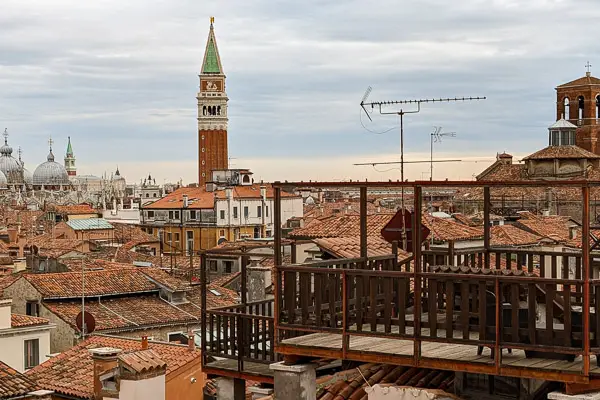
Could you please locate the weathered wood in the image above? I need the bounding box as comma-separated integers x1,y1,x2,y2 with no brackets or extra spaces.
461,282,469,339
384,277,392,333
528,283,536,345
479,282,486,341
315,273,323,327
398,278,407,334
370,276,377,331
564,284,571,347
511,284,519,342
546,284,555,345
429,278,437,337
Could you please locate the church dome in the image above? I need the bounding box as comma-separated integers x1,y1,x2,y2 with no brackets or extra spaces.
0,132,24,185
32,149,70,187
0,170,8,189
22,167,32,185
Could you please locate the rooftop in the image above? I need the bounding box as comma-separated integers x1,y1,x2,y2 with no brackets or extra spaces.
289,214,394,239
556,74,600,88
313,236,411,261
522,145,600,160
66,218,114,231
10,314,50,329
0,360,39,399
490,224,545,247
26,335,200,399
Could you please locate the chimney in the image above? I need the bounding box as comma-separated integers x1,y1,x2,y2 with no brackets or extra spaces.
497,152,513,165
141,336,148,350
260,186,267,202
182,194,189,208
226,188,232,200
89,347,121,400
569,226,577,240
7,228,17,244
188,332,195,351
0,299,12,330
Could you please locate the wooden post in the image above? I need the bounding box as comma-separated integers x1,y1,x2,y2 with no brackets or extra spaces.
413,184,422,366
241,253,248,306
200,252,207,368
360,186,368,260
274,185,282,347
484,186,490,269
583,185,591,376
342,270,348,358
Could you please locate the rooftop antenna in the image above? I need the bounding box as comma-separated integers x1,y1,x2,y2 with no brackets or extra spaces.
360,89,485,249
430,126,456,181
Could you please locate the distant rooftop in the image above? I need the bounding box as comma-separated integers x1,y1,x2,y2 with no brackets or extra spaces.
66,218,113,231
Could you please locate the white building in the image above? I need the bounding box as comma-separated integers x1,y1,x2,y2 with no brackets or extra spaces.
0,299,54,372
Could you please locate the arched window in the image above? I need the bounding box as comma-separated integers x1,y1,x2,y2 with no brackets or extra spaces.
578,96,585,120
217,106,221,115
596,95,600,119
202,106,207,116
212,106,217,115
564,98,570,120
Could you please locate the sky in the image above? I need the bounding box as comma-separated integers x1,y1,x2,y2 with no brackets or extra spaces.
1,0,598,185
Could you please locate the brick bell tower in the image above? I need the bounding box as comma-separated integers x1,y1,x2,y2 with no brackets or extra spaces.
555,63,600,154
198,17,228,185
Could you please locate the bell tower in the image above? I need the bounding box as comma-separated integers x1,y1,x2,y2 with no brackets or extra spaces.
197,17,228,185
555,62,600,154
64,136,76,176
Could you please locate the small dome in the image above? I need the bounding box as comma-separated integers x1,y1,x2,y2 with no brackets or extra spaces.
0,143,12,156
0,170,8,189
33,149,70,187
0,132,23,185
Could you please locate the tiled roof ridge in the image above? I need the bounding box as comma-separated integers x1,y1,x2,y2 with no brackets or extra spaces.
11,313,50,328
522,145,600,160
0,359,39,398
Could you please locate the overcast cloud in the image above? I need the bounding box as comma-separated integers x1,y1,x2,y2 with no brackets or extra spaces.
0,0,598,184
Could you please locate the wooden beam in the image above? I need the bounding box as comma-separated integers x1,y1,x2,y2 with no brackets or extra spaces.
566,379,600,395
360,186,367,260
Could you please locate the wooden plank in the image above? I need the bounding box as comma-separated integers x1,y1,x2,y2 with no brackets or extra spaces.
540,256,546,278
528,255,534,274
479,282,486,341
315,273,323,328
596,287,600,347
511,284,519,343
300,272,309,325
446,282,455,339
546,284,555,346
384,277,392,333
528,283,536,345
564,284,572,347
551,256,558,279
397,277,407,335
429,278,437,337
370,276,377,332
461,282,469,339
329,273,337,328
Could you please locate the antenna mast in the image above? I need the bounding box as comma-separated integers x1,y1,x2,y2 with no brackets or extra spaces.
360,89,486,249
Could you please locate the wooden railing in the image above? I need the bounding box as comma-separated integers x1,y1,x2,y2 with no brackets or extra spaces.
203,299,277,373
276,248,597,373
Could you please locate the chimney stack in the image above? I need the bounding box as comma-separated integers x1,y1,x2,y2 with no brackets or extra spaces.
141,336,148,350
260,186,267,202
183,194,189,208
188,332,195,351
7,228,17,244
89,347,121,400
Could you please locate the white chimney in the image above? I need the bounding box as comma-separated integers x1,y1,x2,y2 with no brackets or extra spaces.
183,194,189,208
0,299,11,330
226,188,232,199
260,186,267,201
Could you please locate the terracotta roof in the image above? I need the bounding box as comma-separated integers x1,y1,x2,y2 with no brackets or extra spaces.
23,268,158,299
522,145,600,160
476,161,526,181
143,184,298,210
26,335,201,399
54,204,98,215
289,214,393,239
556,74,600,88
0,209,46,235
26,234,86,252
11,314,50,328
118,349,166,374
313,236,411,262
140,268,190,291
490,225,545,247
317,364,454,400
111,223,158,245
422,216,483,242
0,360,39,399
515,217,572,242
209,272,241,287
451,213,477,227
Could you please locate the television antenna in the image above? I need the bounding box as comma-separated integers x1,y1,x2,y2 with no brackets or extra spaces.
360,88,485,249
430,126,456,181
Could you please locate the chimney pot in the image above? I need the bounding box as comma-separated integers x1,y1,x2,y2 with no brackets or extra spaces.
188,333,195,351
141,336,148,350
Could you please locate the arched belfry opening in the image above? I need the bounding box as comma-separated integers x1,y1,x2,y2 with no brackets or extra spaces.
578,96,585,121
564,97,570,120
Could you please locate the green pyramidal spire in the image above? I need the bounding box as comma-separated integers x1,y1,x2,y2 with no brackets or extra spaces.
201,19,223,74
66,136,73,156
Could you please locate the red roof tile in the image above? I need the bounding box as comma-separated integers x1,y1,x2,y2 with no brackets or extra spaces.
490,225,545,247
423,216,483,242
118,349,167,374
23,268,158,299
54,204,98,215
26,335,201,399
523,145,600,160
0,360,39,399
557,74,600,88
313,236,411,261
111,223,159,245
289,214,393,239
11,314,50,328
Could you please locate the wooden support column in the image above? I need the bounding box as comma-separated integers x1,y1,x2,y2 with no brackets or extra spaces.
360,186,368,260
484,186,490,269
583,185,591,376
240,253,248,306
274,185,282,347
200,252,207,367
413,184,422,365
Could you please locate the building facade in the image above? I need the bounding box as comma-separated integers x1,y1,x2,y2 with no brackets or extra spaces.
198,18,229,186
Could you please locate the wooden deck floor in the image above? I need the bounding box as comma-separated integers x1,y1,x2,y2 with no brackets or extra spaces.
280,331,600,377
205,358,274,378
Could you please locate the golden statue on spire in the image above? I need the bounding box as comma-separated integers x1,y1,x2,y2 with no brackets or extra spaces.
210,16,215,24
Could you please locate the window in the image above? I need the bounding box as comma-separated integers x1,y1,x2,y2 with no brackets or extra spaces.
169,211,174,220
174,232,180,242
224,261,233,273
145,193,149,198
254,226,261,239
266,206,269,217
208,260,217,271
167,332,188,344
24,339,39,369
166,232,172,242
174,211,180,220
266,230,272,237
233,206,238,218
148,228,153,235
189,210,197,220
153,193,157,198
578,96,585,120
147,211,154,218
26,301,39,317
550,130,559,146
220,210,225,220
257,206,262,218
219,229,225,237
564,97,570,120
596,95,600,119
244,206,249,218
